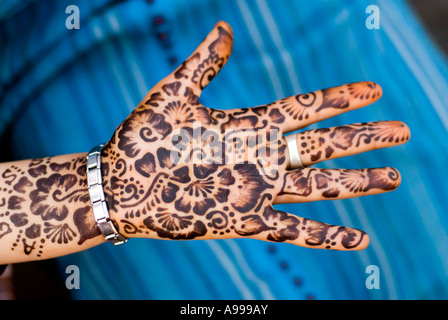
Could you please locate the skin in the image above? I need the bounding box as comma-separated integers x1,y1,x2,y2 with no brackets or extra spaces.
0,21,410,265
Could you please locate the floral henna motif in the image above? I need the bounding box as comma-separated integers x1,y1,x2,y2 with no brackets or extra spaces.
174,166,235,215
43,222,77,244
279,93,317,121
347,82,382,100
163,101,211,126
262,207,301,242
142,208,207,240
0,156,98,258
231,164,274,213
117,109,172,158
30,173,78,221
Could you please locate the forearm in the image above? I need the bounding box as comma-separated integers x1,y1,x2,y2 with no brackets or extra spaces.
0,153,105,264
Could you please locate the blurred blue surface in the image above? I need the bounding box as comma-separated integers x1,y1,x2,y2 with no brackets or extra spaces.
1,0,448,299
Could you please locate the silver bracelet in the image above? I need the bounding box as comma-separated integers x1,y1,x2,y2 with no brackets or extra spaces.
86,144,128,245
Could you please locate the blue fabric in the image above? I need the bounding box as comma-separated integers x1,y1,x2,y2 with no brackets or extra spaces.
1,0,448,299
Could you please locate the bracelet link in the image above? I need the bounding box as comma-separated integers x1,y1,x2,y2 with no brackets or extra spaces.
87,144,128,246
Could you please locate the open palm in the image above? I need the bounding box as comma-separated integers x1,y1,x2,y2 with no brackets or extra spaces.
100,21,409,250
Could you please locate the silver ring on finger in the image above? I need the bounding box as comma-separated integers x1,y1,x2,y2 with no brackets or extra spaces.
285,134,305,169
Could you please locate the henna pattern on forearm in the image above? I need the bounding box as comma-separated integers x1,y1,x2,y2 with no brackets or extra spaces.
0,155,101,260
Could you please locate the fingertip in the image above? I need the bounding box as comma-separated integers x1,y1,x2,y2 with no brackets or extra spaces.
388,166,402,188
372,81,383,100
364,81,383,101
211,21,234,57
215,20,233,38
329,229,370,251
372,120,411,146
392,167,402,189
382,167,401,191
357,231,370,250
166,20,234,93
345,81,383,105
399,121,411,143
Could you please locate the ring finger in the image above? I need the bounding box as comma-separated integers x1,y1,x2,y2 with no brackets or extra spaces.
283,120,410,168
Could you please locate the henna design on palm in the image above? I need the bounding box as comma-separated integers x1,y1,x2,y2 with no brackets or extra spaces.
100,21,410,250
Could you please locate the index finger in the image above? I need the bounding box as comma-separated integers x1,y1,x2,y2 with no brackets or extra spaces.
278,81,383,133
163,21,233,95
220,82,383,133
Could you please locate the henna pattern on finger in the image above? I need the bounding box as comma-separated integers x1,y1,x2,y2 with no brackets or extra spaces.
295,121,410,165
280,92,318,121
174,52,201,81
232,207,366,250
216,83,383,136
317,82,382,112
231,205,366,250
262,207,300,242
316,87,350,112
271,82,382,128
347,82,382,100
191,26,233,90
301,218,367,249
279,167,401,201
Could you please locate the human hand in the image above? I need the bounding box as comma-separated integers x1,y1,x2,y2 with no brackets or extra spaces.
100,21,409,250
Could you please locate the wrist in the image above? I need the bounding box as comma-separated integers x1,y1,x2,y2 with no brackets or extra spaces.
100,141,145,240
86,144,127,245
